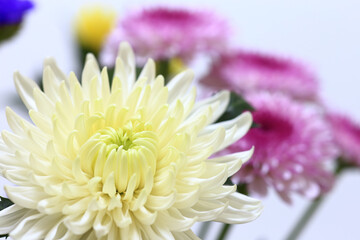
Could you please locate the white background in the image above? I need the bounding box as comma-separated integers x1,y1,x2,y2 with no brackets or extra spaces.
0,0,359,239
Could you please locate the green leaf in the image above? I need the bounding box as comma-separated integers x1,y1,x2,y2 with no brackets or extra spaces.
0,24,21,43
0,197,13,211
0,234,8,239
236,183,249,195
0,197,13,238
156,60,170,83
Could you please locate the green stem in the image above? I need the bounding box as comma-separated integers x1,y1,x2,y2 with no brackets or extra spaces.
285,196,324,240
216,223,232,240
198,222,212,239
285,157,352,240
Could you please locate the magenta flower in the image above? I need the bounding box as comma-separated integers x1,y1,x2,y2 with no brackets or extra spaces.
226,92,337,203
100,7,230,65
200,50,319,101
327,113,360,166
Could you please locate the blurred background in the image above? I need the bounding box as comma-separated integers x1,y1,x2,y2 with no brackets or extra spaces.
0,0,359,239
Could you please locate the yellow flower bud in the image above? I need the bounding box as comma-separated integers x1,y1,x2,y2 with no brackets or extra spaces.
75,5,116,53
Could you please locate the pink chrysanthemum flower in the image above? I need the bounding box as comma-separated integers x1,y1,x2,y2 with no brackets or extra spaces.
100,7,230,66
327,113,360,166
226,92,337,203
200,50,319,101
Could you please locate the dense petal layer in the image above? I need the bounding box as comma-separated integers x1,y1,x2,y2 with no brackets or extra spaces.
0,42,262,239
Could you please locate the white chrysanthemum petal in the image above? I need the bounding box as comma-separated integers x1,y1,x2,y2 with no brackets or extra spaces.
5,186,48,209
8,211,40,236
93,211,112,238
29,111,52,137
114,42,136,93
0,42,262,239
0,139,8,152
37,196,65,215
173,229,200,240
173,186,200,209
43,58,68,87
167,70,194,104
100,67,111,101
138,58,156,84
142,223,174,239
193,128,226,156
192,90,230,123
64,210,96,235
2,131,42,158
58,81,75,113
44,220,68,240
200,185,237,200
43,66,62,103
207,147,254,176
4,169,32,186
207,111,253,152
14,71,39,110
0,205,31,234
82,53,101,96
180,199,227,222
33,87,55,116
157,209,196,232
146,193,176,211
215,192,263,224
6,107,50,146
5,107,31,135
12,213,62,239
0,151,28,171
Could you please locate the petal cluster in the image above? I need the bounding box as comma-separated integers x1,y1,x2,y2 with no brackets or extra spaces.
100,7,230,65
0,42,262,239
200,50,319,101
226,92,337,203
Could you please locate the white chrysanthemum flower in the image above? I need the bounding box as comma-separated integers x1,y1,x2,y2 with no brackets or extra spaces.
0,42,262,239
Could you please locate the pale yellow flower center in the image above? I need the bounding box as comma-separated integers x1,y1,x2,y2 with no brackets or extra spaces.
79,120,158,194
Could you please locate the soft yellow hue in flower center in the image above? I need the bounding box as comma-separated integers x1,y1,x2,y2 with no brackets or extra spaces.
79,119,158,195
97,121,155,152
76,5,116,52
99,127,135,151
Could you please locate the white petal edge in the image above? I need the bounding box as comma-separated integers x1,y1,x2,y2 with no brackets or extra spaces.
0,204,32,234
137,58,156,85
43,58,68,87
203,111,253,152
114,42,136,93
14,71,39,110
192,90,230,124
82,53,101,97
173,229,200,240
207,147,254,176
167,70,194,104
215,192,263,224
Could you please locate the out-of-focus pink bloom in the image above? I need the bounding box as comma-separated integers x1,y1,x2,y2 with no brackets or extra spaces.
327,113,360,166
100,7,230,66
200,50,319,101
227,92,337,203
